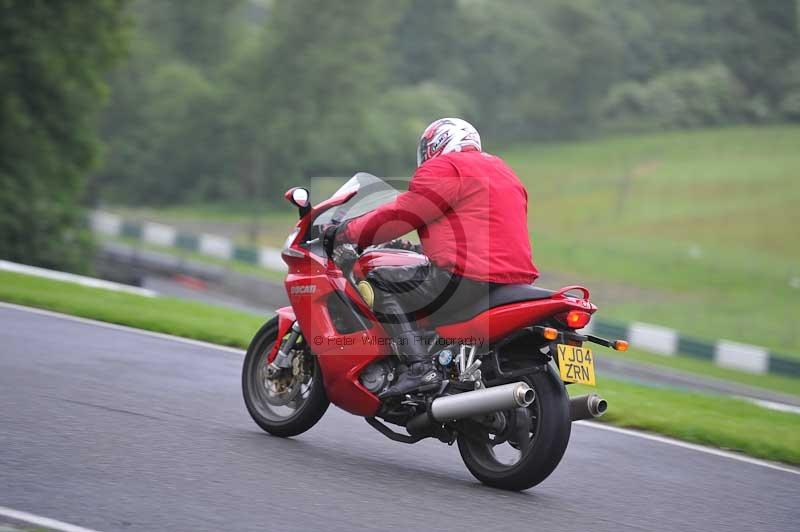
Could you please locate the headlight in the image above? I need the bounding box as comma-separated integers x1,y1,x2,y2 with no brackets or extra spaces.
283,228,300,249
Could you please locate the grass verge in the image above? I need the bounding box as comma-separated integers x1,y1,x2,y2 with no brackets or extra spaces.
570,379,800,465
1,269,798,465
0,271,264,348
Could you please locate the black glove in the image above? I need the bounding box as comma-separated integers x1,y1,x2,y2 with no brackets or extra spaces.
322,221,350,258
332,243,359,272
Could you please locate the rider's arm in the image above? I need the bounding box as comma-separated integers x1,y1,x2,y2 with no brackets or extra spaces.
343,158,461,249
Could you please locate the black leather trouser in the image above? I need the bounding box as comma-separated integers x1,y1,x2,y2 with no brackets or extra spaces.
366,262,495,362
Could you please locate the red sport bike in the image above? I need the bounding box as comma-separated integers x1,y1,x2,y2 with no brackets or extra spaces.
242,173,628,491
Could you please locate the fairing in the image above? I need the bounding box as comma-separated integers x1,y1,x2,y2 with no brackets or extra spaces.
284,243,389,417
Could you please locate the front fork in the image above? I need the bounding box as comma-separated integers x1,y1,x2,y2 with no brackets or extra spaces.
267,321,302,377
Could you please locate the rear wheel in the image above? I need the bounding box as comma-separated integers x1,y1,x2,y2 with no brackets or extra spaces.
456,365,571,491
242,318,329,437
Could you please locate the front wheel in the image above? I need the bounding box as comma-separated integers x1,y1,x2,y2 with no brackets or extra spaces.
457,365,571,491
242,318,329,437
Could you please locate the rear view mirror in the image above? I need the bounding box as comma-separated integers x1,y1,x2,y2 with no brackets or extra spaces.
285,187,311,216
291,188,309,207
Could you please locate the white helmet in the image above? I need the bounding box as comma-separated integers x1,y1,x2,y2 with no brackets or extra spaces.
416,117,482,167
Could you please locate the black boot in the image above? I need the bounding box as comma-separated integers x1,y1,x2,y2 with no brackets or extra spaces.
367,267,442,398
379,357,441,398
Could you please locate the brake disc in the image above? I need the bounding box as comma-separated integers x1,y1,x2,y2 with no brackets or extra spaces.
263,354,305,406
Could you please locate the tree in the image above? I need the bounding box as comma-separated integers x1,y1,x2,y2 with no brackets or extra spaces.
606,0,800,112
92,0,800,208
391,0,465,85
135,0,246,68
0,0,128,271
95,0,251,205
246,0,401,194
456,0,625,139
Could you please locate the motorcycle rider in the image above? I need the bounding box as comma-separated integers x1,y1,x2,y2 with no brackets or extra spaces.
327,118,539,397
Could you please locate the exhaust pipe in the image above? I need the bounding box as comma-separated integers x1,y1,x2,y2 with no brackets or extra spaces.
407,382,534,437
569,394,607,421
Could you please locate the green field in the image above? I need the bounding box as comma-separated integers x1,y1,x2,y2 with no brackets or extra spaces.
570,378,800,465
1,270,799,465
110,126,800,359
502,125,800,358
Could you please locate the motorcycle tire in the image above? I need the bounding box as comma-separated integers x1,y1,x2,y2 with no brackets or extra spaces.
242,318,329,437
456,364,571,491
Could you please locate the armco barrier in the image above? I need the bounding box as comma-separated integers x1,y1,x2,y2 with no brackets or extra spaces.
90,210,800,379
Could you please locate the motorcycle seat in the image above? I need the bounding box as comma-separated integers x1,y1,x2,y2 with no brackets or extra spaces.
428,284,554,327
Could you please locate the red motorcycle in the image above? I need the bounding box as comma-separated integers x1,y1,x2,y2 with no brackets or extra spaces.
242,173,628,491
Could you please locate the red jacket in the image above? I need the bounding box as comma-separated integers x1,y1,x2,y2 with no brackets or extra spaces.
344,150,539,284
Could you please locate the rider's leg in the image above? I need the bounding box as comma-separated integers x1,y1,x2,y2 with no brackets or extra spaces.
367,263,440,397
368,262,491,397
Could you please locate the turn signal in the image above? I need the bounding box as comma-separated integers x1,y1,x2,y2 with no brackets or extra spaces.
613,340,629,352
565,310,591,329
542,327,559,340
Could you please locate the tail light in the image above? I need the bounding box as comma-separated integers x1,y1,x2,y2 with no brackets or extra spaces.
558,310,591,329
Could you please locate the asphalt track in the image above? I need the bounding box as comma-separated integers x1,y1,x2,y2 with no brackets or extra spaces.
1,305,798,532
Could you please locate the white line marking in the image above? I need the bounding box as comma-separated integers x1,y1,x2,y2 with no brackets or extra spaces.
0,505,103,532
3,302,798,476
742,397,800,415
575,421,800,476
0,301,246,356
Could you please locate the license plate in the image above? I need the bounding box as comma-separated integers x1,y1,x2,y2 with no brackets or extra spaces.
556,344,596,386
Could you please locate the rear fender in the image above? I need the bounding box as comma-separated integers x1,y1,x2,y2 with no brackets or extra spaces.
267,306,297,364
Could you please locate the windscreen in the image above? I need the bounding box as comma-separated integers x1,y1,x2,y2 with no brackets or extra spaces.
312,172,400,227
